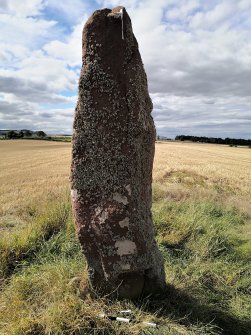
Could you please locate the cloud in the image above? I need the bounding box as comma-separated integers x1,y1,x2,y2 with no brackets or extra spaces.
0,0,81,133
0,97,74,133
0,0,44,17
0,13,57,48
0,0,251,138
44,0,88,24
43,22,84,66
0,76,72,103
151,93,251,138
0,99,36,117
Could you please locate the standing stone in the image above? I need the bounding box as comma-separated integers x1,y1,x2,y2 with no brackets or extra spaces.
70,6,165,298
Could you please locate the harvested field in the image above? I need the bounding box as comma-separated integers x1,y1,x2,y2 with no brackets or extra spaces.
0,139,250,335
1,140,250,215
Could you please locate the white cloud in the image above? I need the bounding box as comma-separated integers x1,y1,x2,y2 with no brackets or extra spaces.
151,92,251,138
17,51,78,90
43,22,84,66
189,2,237,29
239,0,251,10
45,0,87,23
0,13,57,48
0,0,251,138
1,0,44,17
0,0,80,130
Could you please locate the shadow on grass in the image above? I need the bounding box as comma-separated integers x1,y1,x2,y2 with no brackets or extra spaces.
137,284,251,335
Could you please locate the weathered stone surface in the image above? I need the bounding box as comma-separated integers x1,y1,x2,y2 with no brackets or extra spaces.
70,6,165,298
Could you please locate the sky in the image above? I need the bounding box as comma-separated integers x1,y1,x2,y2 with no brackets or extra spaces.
0,0,251,139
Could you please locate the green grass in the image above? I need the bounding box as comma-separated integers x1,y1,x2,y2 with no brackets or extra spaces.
0,199,70,280
153,197,251,330
0,183,250,334
46,136,72,142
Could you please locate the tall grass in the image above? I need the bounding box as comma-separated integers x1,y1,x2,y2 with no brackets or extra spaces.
0,198,70,279
0,186,250,335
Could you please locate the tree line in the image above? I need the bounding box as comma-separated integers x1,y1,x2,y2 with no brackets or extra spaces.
175,135,251,146
4,130,46,139
0,130,72,142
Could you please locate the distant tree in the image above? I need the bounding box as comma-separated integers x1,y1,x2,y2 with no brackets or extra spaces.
175,135,251,147
23,130,32,137
6,130,19,139
36,131,46,138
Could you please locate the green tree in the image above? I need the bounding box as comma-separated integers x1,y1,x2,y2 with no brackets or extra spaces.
6,131,19,139
36,131,46,138
23,130,32,137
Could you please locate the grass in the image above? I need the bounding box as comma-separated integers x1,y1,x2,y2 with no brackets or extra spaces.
47,136,72,142
0,140,250,334
0,198,70,279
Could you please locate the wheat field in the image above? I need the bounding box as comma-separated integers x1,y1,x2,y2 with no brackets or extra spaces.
154,141,251,194
0,140,70,215
1,140,250,215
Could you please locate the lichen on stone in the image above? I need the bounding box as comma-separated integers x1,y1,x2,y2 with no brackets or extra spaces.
70,6,165,298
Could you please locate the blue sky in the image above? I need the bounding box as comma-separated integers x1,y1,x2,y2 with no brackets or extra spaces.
0,0,251,138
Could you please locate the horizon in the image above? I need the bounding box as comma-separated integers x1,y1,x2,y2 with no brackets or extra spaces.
1,128,251,142
0,0,251,139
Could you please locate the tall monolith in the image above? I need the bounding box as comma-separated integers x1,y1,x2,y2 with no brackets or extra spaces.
70,6,165,298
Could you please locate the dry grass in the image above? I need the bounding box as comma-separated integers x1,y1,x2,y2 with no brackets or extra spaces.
0,139,250,335
154,142,251,214
0,140,71,216
154,142,251,195
1,139,250,235
1,140,251,210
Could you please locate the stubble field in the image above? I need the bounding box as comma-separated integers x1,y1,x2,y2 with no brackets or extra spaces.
0,140,250,335
1,140,251,214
